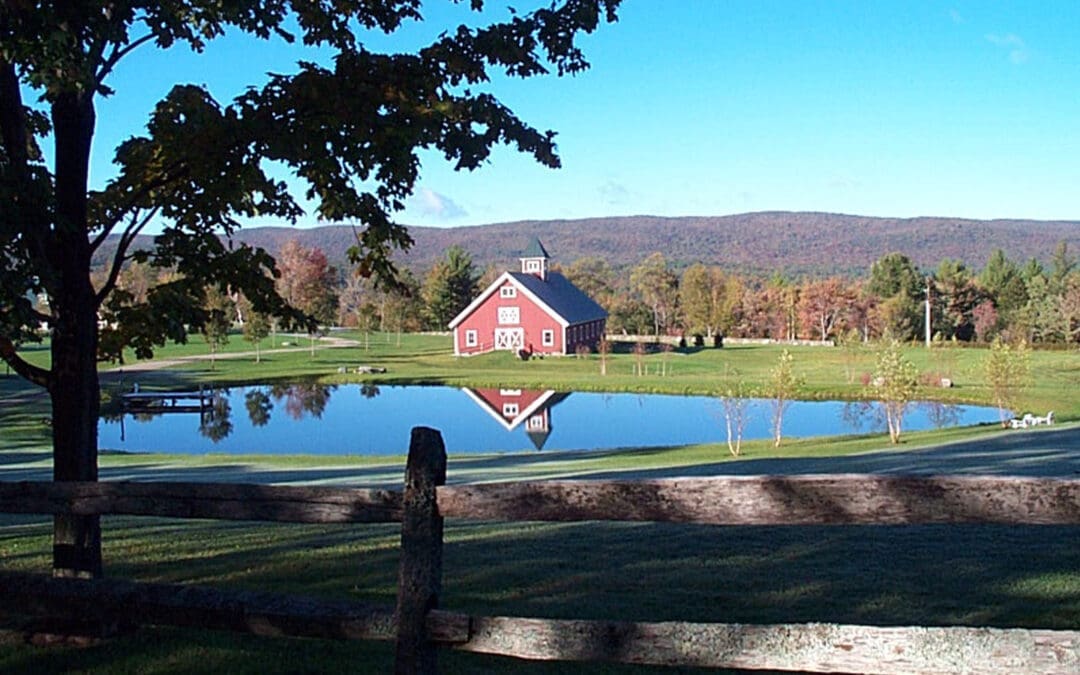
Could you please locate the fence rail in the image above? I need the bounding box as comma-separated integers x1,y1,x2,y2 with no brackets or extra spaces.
1,571,1075,674
2,474,1077,526
1,427,1078,674
0,481,402,523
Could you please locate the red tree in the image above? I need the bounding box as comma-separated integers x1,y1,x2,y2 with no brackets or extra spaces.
797,277,853,341
277,240,339,325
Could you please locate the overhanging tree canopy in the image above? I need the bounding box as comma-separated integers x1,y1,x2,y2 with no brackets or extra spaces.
0,0,619,577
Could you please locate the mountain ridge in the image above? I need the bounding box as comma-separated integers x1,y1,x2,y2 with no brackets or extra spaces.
99,212,1080,278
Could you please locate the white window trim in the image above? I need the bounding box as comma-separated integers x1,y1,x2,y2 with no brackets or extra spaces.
502,403,520,417
465,329,478,347
542,329,554,347
498,306,520,325
500,286,517,298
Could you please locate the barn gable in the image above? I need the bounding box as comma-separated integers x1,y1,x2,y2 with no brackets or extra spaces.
448,240,607,357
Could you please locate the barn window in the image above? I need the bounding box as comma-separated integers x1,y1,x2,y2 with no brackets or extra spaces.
498,307,520,324
500,286,517,298
502,403,519,417
542,329,554,347
465,330,478,347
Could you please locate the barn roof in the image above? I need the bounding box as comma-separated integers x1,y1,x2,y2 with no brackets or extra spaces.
447,270,607,329
521,237,550,259
509,271,607,324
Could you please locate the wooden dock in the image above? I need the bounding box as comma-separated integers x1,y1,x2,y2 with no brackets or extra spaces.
120,389,215,414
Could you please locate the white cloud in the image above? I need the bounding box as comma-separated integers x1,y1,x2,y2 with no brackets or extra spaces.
828,175,862,191
986,33,1030,64
599,179,631,205
411,187,467,220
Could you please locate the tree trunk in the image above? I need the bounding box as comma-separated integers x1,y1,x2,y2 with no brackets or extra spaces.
49,261,103,579
49,89,102,578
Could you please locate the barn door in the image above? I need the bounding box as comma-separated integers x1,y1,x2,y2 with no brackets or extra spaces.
494,328,524,351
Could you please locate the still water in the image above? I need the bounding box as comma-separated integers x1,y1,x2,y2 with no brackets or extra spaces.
98,384,1003,456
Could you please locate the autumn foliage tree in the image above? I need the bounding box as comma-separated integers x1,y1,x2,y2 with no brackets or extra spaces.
679,264,740,338
630,252,679,335
796,277,851,341
277,241,339,325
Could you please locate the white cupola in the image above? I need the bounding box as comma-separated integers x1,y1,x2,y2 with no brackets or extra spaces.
519,237,550,280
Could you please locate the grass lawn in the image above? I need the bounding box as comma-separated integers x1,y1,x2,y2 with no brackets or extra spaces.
0,515,1077,673
1,333,1078,672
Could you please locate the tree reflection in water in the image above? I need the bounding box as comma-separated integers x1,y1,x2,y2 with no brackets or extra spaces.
194,384,340,441
840,400,961,434
198,394,233,442
270,383,336,421
920,401,961,429
244,390,273,427
840,401,883,433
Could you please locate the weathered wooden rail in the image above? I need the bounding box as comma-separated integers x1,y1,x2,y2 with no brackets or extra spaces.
1,426,1078,673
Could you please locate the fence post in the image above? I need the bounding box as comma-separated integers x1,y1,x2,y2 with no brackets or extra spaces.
394,427,447,674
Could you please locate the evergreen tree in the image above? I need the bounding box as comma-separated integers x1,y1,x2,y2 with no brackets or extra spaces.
423,245,479,329
867,253,923,340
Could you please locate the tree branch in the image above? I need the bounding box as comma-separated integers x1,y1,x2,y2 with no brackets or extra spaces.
1,58,54,283
96,33,156,86
95,206,159,305
0,336,51,389
0,58,28,167
89,165,185,254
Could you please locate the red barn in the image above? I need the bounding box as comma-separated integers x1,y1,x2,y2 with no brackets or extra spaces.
449,239,607,356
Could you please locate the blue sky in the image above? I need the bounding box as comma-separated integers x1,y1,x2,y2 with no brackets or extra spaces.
87,1,1080,228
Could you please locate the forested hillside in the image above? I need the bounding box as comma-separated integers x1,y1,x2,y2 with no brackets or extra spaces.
91,214,1080,346
92,211,1079,279
227,212,1079,276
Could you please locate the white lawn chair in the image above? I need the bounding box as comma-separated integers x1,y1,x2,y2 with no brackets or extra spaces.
1032,411,1054,426
1010,413,1036,429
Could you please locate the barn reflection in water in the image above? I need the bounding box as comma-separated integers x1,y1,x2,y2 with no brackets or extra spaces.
460,388,570,450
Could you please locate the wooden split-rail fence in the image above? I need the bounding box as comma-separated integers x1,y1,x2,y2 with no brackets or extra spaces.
1,426,1078,673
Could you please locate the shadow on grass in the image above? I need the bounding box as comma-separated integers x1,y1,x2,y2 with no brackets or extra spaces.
2,515,1077,673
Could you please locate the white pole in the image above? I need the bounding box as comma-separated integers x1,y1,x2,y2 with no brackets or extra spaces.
925,278,932,348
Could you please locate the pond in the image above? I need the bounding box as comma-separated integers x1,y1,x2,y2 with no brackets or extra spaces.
98,385,1004,456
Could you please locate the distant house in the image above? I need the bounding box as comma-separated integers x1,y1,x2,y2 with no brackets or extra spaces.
448,239,607,356
462,387,569,450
